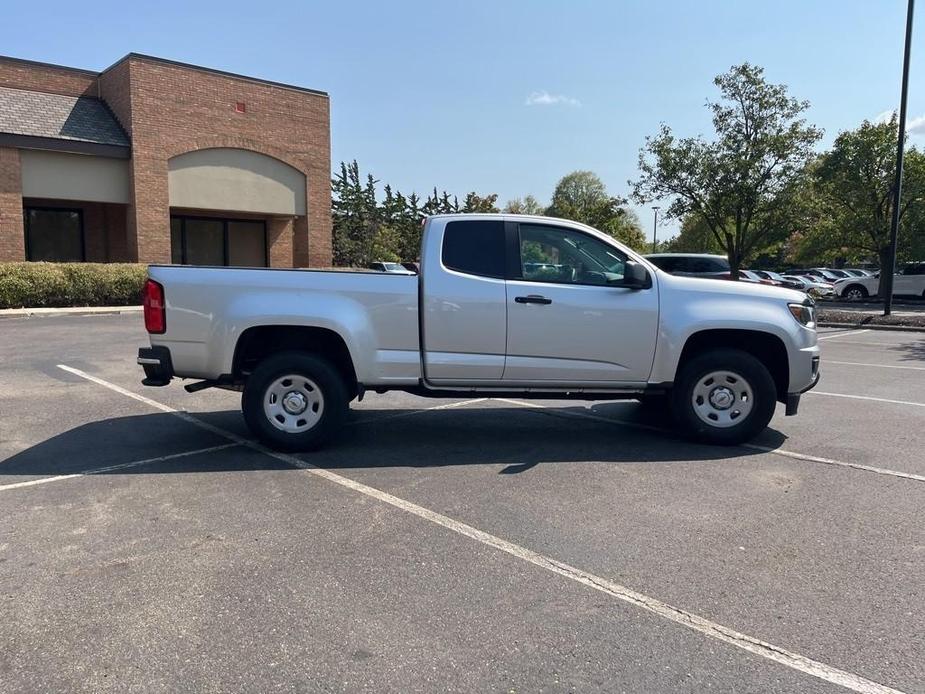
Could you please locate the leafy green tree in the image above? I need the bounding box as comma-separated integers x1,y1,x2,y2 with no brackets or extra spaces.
503,195,545,215
666,215,724,253
808,115,925,276
332,162,503,265
331,161,380,267
631,63,822,278
546,170,646,251
461,192,500,213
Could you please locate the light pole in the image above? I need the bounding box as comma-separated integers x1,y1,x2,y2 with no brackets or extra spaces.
883,0,915,316
651,206,660,253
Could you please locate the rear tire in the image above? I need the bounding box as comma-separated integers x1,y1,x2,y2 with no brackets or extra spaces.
242,351,348,451
671,349,776,446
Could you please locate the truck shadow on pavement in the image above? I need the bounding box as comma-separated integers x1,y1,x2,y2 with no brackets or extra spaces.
0,403,788,479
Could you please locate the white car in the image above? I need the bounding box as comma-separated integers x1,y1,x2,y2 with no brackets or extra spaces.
834,263,925,300
781,275,835,297
138,214,820,449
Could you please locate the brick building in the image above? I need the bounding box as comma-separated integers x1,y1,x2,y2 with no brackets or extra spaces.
0,53,331,267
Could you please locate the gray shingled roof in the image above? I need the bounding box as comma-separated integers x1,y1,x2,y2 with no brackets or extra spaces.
0,85,129,147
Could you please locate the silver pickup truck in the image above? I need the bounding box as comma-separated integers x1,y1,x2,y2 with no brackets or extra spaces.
138,214,820,450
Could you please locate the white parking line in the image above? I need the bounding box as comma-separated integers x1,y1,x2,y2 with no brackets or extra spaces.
827,360,925,371
817,329,871,340
494,398,925,483
0,443,239,492
809,391,925,408
54,363,905,694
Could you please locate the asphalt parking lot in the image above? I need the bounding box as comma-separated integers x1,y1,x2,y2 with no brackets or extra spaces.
1,315,923,693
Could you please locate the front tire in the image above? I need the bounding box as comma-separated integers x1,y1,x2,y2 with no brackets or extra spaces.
671,349,776,445
843,284,868,301
242,352,349,451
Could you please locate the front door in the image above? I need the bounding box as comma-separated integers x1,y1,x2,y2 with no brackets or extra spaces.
503,222,659,385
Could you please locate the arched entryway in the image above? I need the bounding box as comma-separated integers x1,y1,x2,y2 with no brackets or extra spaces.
167,148,307,267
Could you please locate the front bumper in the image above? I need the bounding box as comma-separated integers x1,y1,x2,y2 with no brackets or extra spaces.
785,355,820,415
137,346,174,386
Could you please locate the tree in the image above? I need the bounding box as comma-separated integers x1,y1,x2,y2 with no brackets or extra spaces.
667,214,724,253
503,195,544,215
461,192,500,213
808,116,925,277
331,161,380,267
631,63,822,278
331,161,503,265
546,170,647,251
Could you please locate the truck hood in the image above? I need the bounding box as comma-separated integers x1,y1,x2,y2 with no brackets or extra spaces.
657,271,808,304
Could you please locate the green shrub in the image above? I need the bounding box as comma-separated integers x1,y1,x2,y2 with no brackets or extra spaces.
0,262,148,309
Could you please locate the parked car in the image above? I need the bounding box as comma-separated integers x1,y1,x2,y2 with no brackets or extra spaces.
754,271,804,291
834,263,925,300
740,269,777,286
139,214,820,448
368,261,415,274
815,267,853,279
644,253,731,279
781,275,835,298
804,268,844,282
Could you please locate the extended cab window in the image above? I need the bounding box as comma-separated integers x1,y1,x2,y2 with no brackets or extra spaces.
519,224,626,286
442,220,506,278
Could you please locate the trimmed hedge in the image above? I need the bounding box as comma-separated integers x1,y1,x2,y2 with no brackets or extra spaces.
0,262,148,309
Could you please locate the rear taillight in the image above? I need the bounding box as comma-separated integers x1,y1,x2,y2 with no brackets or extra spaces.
143,279,166,334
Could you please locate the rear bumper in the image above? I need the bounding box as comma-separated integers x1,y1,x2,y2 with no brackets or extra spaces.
137,346,174,386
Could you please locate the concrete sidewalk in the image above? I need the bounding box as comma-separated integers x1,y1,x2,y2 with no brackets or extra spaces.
0,305,142,318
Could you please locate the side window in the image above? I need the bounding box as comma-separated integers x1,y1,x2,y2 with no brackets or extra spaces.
650,257,678,273
519,224,626,286
441,220,506,278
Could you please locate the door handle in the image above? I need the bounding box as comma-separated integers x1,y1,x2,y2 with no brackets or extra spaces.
515,295,552,305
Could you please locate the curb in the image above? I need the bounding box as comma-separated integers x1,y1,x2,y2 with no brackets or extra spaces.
0,305,142,318
818,321,925,333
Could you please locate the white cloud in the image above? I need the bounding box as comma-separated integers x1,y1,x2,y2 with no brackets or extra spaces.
874,110,894,124
908,114,925,135
872,110,925,135
525,90,581,107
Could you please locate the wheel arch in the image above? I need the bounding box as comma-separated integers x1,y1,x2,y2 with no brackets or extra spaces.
677,329,789,402
232,325,359,397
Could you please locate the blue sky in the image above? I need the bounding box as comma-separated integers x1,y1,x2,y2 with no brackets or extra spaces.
4,0,922,236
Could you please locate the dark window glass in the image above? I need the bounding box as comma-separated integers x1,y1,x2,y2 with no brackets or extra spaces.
170,218,183,264
519,224,625,286
442,220,505,278
228,220,267,267
903,264,925,276
647,256,675,272
184,219,224,265
25,208,84,262
169,216,268,267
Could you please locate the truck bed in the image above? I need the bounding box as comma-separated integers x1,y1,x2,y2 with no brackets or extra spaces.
147,265,421,384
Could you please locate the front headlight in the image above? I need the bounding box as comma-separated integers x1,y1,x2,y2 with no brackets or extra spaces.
788,302,815,328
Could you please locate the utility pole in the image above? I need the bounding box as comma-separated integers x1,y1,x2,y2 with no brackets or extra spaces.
651,206,660,253
883,0,915,316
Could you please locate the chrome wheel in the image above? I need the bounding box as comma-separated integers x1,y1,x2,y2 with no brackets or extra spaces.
691,370,754,429
263,374,324,433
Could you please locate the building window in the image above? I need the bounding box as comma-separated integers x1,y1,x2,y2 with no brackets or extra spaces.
24,207,85,262
170,216,267,267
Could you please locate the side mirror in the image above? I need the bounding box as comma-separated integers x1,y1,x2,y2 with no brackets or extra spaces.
612,260,650,289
